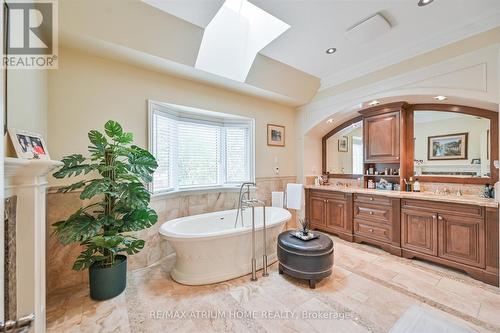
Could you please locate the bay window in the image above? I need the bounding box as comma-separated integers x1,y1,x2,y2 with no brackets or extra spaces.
149,101,254,194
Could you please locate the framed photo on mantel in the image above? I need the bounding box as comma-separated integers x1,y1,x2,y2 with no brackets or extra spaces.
428,132,468,161
8,128,50,160
267,124,285,147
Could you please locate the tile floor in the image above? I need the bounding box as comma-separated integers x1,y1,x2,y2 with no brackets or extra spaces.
46,236,500,333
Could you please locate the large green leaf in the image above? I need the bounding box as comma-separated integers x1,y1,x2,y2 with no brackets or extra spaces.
118,182,151,209
80,179,111,200
104,120,123,139
88,130,107,147
53,209,100,244
57,180,87,193
115,132,133,144
121,208,158,231
120,237,145,255
127,146,157,182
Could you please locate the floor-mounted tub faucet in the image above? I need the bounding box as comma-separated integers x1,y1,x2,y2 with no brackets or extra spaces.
234,182,269,280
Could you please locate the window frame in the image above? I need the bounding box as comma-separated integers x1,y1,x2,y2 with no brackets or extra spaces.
148,100,255,195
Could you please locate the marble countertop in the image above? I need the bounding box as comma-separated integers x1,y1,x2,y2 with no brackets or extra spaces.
305,185,499,208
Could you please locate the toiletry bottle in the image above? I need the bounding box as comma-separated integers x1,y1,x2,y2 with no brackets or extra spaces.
407,177,414,192
413,178,420,192
484,184,491,198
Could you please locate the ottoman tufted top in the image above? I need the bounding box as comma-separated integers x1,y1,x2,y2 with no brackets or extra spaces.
278,231,334,256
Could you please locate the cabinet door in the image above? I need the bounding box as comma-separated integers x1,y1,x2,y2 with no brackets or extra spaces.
309,196,326,228
364,112,400,162
326,199,346,232
438,214,485,268
401,209,438,256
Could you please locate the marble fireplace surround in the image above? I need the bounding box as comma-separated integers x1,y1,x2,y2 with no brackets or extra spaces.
46,176,297,295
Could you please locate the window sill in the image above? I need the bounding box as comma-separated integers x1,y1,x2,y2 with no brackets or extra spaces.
152,185,248,200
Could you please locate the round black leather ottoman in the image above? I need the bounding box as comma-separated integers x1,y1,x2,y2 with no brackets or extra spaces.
277,231,334,289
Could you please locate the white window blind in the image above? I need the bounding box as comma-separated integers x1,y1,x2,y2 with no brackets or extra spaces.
149,102,254,193
177,121,220,187
225,126,250,183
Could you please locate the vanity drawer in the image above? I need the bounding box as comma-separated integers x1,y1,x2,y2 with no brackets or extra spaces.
354,220,391,242
354,202,391,224
354,193,391,206
401,199,484,218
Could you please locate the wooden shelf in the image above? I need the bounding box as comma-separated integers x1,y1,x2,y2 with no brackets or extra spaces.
365,174,400,178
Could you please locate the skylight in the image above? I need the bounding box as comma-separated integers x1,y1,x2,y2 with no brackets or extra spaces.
195,0,290,82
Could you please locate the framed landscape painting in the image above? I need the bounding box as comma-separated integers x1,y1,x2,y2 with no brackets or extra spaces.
338,136,348,152
267,124,285,147
428,132,468,161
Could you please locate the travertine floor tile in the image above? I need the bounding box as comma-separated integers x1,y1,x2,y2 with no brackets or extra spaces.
47,236,500,333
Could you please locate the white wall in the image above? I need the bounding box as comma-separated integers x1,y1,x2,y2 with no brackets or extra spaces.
48,47,297,186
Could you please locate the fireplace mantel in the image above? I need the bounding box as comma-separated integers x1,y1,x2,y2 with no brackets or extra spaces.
4,157,62,333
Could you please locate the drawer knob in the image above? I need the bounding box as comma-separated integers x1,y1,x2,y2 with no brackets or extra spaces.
369,228,374,232
369,197,374,201
369,211,374,215
438,216,443,221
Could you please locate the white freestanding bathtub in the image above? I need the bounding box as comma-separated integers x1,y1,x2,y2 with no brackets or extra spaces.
159,207,291,285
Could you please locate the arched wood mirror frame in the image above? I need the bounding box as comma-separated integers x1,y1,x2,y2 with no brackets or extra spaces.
322,103,498,184
408,104,498,185
321,115,363,179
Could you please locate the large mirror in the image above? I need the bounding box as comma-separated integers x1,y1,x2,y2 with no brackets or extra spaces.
324,118,363,176
413,110,491,178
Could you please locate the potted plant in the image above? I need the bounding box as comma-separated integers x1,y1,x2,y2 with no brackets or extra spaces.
52,120,158,300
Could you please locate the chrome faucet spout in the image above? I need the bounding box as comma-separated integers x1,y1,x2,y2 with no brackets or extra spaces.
234,182,256,228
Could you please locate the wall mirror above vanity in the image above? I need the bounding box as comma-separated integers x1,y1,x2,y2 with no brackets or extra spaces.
410,104,498,185
413,110,490,178
323,116,363,178
322,103,499,186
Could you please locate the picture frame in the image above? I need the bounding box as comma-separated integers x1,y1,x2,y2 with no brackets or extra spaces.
8,128,50,159
338,136,348,152
267,124,285,147
427,132,468,161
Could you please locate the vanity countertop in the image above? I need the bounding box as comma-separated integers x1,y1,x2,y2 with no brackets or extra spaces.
305,185,498,208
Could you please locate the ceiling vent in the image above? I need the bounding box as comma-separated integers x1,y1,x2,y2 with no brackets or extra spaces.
345,13,391,44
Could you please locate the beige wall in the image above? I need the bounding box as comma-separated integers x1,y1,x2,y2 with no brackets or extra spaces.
48,47,296,185
5,69,48,156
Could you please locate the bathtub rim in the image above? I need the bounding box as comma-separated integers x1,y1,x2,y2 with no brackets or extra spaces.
159,207,291,241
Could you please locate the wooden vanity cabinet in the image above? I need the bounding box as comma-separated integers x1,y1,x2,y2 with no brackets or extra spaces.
401,199,497,286
352,193,401,256
364,111,400,163
305,189,353,241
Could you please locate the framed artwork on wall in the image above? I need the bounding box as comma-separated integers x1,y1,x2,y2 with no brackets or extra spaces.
8,128,50,159
267,124,285,147
338,136,348,152
427,132,468,161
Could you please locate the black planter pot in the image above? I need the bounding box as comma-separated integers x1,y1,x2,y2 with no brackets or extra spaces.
89,255,127,301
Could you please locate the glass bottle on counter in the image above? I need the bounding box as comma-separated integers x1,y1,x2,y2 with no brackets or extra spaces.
413,178,420,192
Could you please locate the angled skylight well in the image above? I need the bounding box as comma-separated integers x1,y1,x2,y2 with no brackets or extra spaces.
195,0,290,82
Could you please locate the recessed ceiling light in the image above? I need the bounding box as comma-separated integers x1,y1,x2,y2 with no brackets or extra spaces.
418,0,434,7
434,95,447,101
368,100,380,106
326,119,334,124
326,48,337,54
